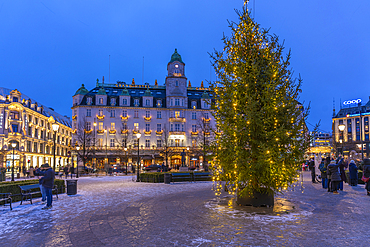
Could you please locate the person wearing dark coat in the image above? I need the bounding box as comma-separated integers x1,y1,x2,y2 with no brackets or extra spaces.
363,158,370,196
348,160,358,186
328,159,342,194
63,166,69,179
308,158,316,183
319,157,329,189
69,165,74,179
42,163,55,209
338,159,348,190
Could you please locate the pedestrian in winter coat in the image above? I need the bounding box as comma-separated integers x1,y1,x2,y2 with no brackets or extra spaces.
29,166,35,177
338,159,348,191
69,165,74,179
328,159,342,194
362,158,370,196
309,158,316,183
35,165,46,202
22,166,26,177
348,160,358,186
42,163,55,209
319,157,329,189
63,166,69,179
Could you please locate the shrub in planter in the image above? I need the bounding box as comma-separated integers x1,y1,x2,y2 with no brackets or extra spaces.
0,179,65,203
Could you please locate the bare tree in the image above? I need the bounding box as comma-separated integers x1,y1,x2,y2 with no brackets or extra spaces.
194,112,215,171
73,116,97,170
159,124,176,169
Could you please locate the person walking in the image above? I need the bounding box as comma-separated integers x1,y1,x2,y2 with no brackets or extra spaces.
308,158,316,183
29,166,35,178
69,165,74,179
42,163,55,210
328,159,342,194
22,165,26,178
319,157,328,189
35,165,46,202
338,159,348,191
348,160,358,186
362,158,370,196
63,165,69,179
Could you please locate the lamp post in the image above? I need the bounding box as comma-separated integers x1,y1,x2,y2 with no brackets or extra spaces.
136,132,141,182
124,147,128,175
11,142,16,181
76,145,80,178
52,122,60,171
93,121,96,172
186,146,190,167
104,128,108,173
358,102,364,160
338,124,346,156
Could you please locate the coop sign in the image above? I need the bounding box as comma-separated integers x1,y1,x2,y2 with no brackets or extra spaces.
343,98,362,105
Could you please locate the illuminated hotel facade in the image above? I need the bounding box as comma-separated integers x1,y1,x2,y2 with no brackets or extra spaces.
71,49,215,169
332,98,370,159
0,88,72,174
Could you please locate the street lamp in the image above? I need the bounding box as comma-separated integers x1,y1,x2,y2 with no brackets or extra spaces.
11,142,16,181
136,132,141,182
124,147,128,175
338,124,346,156
93,121,96,172
76,145,80,178
52,122,60,171
186,146,190,167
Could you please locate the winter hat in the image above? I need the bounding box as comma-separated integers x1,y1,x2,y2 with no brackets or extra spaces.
350,160,355,164
43,163,50,168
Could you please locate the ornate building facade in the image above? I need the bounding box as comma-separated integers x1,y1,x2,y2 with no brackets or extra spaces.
332,98,370,159
0,88,72,174
71,49,215,170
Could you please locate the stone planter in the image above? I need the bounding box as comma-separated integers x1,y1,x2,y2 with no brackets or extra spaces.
237,189,274,207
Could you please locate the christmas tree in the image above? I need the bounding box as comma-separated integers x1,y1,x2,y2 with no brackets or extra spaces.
210,5,310,198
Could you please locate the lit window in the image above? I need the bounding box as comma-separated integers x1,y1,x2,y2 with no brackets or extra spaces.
99,98,103,105
99,122,103,130
111,122,115,129
134,123,139,131
175,111,180,118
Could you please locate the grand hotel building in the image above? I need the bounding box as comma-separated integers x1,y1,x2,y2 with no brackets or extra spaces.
0,88,72,174
72,49,215,169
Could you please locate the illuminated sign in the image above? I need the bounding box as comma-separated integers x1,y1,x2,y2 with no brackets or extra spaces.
343,99,361,105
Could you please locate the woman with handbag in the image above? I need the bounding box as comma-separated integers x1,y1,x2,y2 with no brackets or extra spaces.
362,158,370,196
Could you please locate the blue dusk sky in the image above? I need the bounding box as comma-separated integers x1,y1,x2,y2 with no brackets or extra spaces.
1,0,369,133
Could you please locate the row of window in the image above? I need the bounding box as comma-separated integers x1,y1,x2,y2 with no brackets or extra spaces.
94,138,198,148
339,116,370,142
83,109,208,120
26,141,68,156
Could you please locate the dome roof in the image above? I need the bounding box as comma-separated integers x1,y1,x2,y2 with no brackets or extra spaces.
169,48,184,64
74,84,89,96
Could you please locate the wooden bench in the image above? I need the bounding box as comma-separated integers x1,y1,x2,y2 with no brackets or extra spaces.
193,172,211,182
0,193,12,210
171,173,192,183
19,184,58,205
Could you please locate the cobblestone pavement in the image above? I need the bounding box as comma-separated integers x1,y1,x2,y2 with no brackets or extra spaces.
1,172,370,247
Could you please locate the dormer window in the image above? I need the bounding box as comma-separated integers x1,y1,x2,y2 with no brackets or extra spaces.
122,98,128,105
157,100,162,108
110,98,116,106
191,101,197,109
99,98,103,105
134,99,139,107
13,97,18,102
146,99,150,106
87,97,92,105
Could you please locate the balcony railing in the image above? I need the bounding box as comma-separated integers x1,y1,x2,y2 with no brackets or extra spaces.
121,129,128,134
169,131,185,135
97,115,105,120
191,131,198,136
144,130,152,135
121,116,128,120
169,117,186,122
156,130,163,135
72,115,77,120
109,129,116,134
203,118,211,122
97,129,104,134
144,116,152,121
